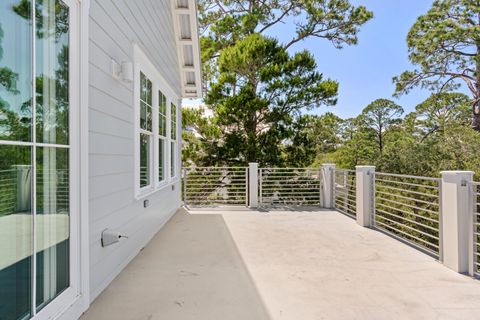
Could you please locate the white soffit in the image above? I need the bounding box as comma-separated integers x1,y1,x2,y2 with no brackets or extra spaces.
171,0,202,98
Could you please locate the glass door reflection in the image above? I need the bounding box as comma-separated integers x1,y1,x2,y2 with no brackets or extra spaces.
0,0,71,319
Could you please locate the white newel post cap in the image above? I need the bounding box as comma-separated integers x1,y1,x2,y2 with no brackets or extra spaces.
356,165,375,172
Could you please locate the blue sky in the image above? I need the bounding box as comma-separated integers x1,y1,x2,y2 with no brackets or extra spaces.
265,0,435,119
185,1,437,119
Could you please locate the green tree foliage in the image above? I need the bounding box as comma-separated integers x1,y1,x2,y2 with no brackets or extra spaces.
412,92,471,140
283,112,343,167
200,0,373,84
182,107,223,166
205,34,338,165
310,94,480,177
358,99,403,157
393,0,480,129
191,0,372,166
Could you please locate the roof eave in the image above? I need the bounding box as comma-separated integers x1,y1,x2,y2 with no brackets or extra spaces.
171,0,203,99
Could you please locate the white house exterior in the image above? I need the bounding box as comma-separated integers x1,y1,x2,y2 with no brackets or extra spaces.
0,0,201,319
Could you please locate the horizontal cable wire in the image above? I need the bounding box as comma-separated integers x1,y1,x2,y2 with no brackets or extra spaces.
184,167,248,207
374,172,440,257
334,169,357,218
471,181,480,276
260,168,321,206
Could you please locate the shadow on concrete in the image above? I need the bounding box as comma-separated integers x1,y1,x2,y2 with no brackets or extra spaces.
82,208,271,320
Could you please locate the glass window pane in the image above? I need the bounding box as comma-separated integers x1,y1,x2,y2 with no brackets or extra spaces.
0,0,33,142
163,117,167,137
146,78,152,105
140,133,150,188
158,91,166,136
146,104,152,132
170,141,175,177
35,0,70,145
35,146,69,311
0,145,32,320
158,138,164,182
140,101,146,130
159,115,164,137
140,72,146,102
171,103,176,140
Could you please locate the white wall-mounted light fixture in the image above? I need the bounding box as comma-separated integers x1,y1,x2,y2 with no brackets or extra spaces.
111,59,134,82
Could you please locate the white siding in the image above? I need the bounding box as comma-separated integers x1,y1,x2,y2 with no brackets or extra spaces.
88,0,182,300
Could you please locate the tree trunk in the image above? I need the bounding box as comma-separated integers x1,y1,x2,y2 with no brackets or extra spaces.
473,103,480,131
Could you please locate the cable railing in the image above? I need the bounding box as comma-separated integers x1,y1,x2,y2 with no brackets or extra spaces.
181,163,480,278
259,168,321,206
0,168,69,217
0,169,17,217
140,166,149,187
334,169,356,218
373,172,441,257
472,181,480,277
37,169,70,214
183,167,248,207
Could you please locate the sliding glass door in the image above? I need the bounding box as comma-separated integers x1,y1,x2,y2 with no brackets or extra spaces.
0,0,77,319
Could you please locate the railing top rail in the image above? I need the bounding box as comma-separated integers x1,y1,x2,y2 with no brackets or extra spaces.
470,181,480,186
375,171,440,182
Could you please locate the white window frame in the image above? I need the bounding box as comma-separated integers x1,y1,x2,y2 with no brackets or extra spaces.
138,71,154,191
134,45,180,199
170,102,178,180
158,91,167,184
3,1,89,319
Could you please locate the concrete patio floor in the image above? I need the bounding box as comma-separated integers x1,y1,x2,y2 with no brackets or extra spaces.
81,208,480,320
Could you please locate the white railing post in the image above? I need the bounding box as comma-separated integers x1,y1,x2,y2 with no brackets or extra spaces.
356,166,375,227
248,163,259,208
182,168,187,207
13,165,32,212
440,171,474,275
321,164,335,209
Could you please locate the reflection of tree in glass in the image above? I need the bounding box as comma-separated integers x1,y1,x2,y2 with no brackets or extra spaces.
33,44,69,144
0,15,30,141
0,23,20,94
0,0,69,144
0,0,70,216
13,0,69,40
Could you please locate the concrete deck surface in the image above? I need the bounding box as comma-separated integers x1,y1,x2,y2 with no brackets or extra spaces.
82,208,480,320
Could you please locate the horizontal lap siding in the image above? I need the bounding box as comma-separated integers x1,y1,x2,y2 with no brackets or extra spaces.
88,0,182,301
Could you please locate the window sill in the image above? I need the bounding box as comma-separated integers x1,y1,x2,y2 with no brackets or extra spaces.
135,178,180,200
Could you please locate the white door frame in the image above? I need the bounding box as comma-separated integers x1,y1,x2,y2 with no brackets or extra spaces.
33,0,90,319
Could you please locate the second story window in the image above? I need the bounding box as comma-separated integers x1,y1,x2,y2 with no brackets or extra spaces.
134,45,181,198
170,102,177,178
139,72,153,189
158,91,167,182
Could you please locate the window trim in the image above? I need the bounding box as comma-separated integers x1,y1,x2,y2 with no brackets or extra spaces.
0,0,87,319
134,45,180,199
139,72,154,191
170,102,178,180
158,91,167,184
